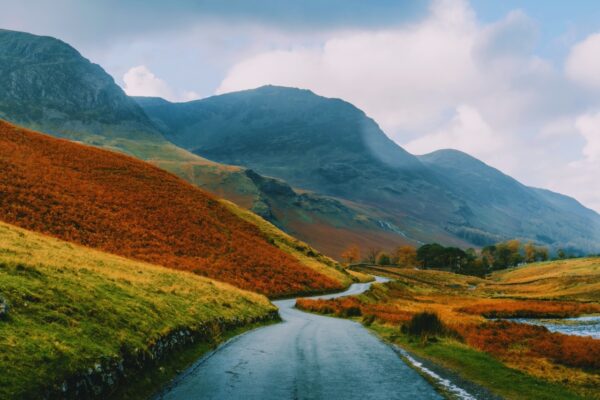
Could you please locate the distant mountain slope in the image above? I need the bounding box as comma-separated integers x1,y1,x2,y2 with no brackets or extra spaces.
135,87,437,202
0,120,348,297
0,29,410,259
139,86,600,253
0,220,276,399
419,149,600,252
136,88,465,246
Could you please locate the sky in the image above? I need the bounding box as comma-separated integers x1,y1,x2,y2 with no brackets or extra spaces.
2,0,600,212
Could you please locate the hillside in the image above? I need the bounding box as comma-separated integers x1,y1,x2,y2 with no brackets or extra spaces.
138,86,600,253
0,119,348,297
0,29,408,259
487,257,600,302
419,149,600,251
0,220,277,399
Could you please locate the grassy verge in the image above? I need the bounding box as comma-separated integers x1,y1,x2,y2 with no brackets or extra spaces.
0,221,276,399
371,325,586,400
112,320,278,400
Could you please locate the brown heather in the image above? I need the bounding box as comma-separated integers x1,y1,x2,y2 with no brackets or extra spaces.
0,120,343,297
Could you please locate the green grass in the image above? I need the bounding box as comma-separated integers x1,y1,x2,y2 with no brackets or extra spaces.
111,320,277,400
372,325,586,400
0,221,276,399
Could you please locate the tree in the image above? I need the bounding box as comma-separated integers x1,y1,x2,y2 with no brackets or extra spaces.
494,240,522,270
365,247,381,264
341,244,361,265
416,243,446,269
524,242,537,263
557,249,567,260
376,252,391,265
481,245,497,269
394,245,417,267
536,247,549,262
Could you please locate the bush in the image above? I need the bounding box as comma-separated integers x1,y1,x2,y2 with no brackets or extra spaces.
362,314,376,326
341,306,362,317
405,312,446,338
376,252,391,265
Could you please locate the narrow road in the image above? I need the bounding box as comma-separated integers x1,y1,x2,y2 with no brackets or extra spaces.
155,277,443,400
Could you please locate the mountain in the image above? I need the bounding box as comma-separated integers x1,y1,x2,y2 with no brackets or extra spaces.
0,29,163,143
0,119,351,297
418,149,600,252
0,29,410,258
138,86,600,253
3,29,598,254
136,87,465,246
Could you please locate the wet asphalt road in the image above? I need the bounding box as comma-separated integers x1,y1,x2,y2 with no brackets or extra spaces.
155,277,443,400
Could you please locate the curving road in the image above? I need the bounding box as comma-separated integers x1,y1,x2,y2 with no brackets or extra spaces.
155,277,443,400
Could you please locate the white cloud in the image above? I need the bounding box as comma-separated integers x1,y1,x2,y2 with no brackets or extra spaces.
405,104,504,158
122,65,200,102
218,0,480,134
575,111,600,162
566,33,600,88
215,0,600,212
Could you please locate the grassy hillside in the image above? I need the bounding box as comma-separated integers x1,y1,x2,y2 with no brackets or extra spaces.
299,261,600,399
220,199,354,287
0,120,346,297
0,220,277,399
487,258,600,302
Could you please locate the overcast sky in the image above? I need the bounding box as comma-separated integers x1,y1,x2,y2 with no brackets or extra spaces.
2,0,600,212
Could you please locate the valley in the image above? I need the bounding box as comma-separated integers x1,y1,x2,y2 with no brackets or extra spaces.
154,278,447,400
0,21,599,400
297,260,600,400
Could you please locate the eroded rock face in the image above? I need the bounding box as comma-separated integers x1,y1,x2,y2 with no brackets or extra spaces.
35,310,279,400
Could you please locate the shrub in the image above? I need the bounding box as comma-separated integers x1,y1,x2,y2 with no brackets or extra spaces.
341,306,362,317
405,312,446,338
362,314,376,326
376,252,391,265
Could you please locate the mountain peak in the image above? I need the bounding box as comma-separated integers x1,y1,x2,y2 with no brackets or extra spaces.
0,29,160,141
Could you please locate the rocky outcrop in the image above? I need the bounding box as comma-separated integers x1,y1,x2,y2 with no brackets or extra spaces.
0,295,8,320
0,29,162,141
30,311,279,400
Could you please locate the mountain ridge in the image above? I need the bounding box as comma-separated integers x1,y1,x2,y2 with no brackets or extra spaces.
0,29,410,258
138,86,600,253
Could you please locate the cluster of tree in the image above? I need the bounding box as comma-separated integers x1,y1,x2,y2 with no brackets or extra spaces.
341,244,418,268
341,239,557,277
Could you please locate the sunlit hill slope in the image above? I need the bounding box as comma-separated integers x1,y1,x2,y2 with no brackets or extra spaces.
0,119,347,297
0,220,277,399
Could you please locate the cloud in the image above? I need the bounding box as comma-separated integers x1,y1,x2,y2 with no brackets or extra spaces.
575,111,600,162
405,104,504,157
566,33,600,88
218,0,479,134
216,0,599,211
122,65,199,102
